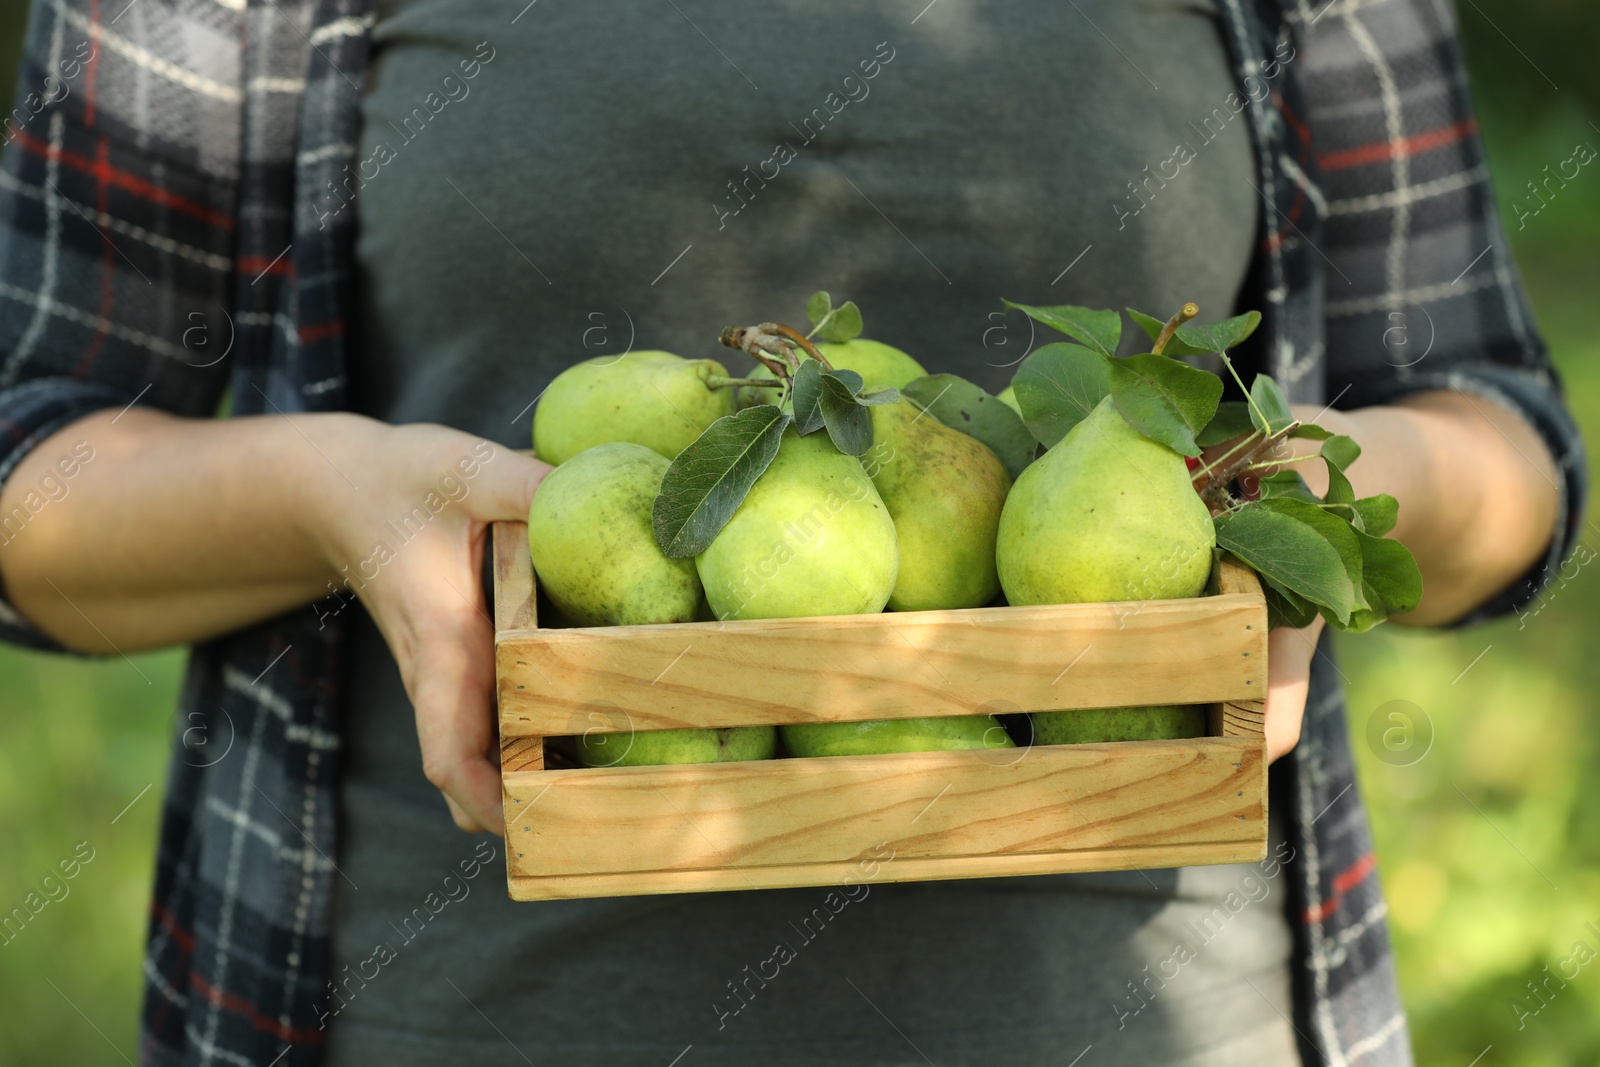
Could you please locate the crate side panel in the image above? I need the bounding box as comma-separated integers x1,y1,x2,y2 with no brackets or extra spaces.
498,596,1266,734
503,738,1264,879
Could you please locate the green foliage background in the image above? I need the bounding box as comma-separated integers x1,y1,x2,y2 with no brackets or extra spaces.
0,3,1596,1063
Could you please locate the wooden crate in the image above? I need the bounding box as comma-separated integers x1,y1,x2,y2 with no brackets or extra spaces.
493,521,1268,901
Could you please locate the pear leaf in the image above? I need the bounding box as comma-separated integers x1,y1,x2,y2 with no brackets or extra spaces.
806,290,832,326
1012,342,1112,447
1257,497,1367,618
902,374,1036,479
826,367,864,394
1197,401,1257,447
1343,530,1424,632
1321,433,1361,470
1291,422,1334,441
791,359,826,435
1261,577,1321,630
1248,375,1295,435
1004,301,1121,358
653,405,791,557
818,371,873,455
1127,307,1211,358
1258,469,1319,502
1353,494,1399,538
1174,311,1262,354
1109,353,1223,457
1213,501,1356,625
855,385,901,406
813,301,863,343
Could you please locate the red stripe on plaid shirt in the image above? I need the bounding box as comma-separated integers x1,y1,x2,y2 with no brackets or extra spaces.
187,970,327,1045
74,137,115,379
9,129,235,229
1303,851,1378,924
1317,117,1478,172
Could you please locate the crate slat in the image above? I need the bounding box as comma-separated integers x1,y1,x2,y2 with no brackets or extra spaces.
499,596,1265,733
502,737,1265,898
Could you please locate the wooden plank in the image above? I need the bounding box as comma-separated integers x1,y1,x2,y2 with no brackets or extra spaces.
502,738,1264,879
1217,699,1266,739
497,594,1266,734
1217,555,1263,598
493,520,535,635
500,736,544,773
507,839,1270,901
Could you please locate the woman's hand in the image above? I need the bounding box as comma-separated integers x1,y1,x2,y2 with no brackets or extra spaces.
304,420,551,834
1265,616,1325,762
0,408,549,836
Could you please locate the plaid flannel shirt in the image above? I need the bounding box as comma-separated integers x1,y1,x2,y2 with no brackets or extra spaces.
0,0,1584,1064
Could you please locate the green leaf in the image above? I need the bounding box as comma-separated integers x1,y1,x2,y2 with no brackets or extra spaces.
1011,342,1112,447
818,372,873,455
1291,422,1334,441
1248,375,1295,435
827,367,864,394
791,359,826,435
806,290,832,326
813,301,863,343
1004,301,1121,358
1258,498,1367,619
856,385,900,406
901,374,1037,479
1109,353,1223,457
1344,531,1423,632
1173,311,1262,354
1261,579,1321,630
653,406,790,557
1258,470,1319,502
1197,401,1257,447
1321,434,1361,470
1353,494,1399,538
1214,502,1356,625
1320,434,1361,507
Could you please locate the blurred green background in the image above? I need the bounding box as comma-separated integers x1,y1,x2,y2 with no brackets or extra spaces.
0,3,1596,1065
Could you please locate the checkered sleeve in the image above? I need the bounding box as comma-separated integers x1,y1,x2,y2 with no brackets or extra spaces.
0,0,240,650
1298,0,1587,623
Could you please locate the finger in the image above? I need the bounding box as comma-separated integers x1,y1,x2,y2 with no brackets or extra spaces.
410,611,506,834
1264,616,1325,763
444,795,486,835
464,444,552,522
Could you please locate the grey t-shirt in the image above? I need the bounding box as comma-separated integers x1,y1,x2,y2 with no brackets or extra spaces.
332,2,1297,1064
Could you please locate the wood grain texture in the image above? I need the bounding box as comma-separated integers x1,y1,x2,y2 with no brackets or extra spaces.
1217,699,1267,739
500,736,544,773
493,520,535,635
502,738,1266,898
497,596,1267,734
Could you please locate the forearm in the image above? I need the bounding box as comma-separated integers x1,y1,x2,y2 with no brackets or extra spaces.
1293,390,1561,627
0,407,364,653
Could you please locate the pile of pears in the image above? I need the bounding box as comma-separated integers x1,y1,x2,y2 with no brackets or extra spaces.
527,312,1214,769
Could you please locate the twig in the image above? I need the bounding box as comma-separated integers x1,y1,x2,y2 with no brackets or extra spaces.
1152,302,1199,355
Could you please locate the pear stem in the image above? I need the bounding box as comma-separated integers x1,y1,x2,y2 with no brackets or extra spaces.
1152,302,1200,355
718,321,835,382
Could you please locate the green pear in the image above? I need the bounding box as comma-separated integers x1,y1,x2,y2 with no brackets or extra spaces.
867,397,1011,611
696,429,898,621
1027,706,1208,744
534,350,735,465
997,385,1021,414
782,715,1014,757
527,443,701,626
736,338,926,407
577,726,778,767
996,396,1215,605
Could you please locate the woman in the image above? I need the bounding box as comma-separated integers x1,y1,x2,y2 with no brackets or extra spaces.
0,1,1581,1064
